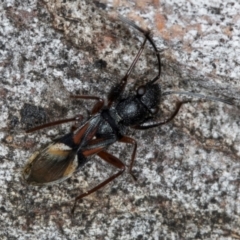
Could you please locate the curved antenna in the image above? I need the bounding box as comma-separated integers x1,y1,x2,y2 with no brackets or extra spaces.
118,15,161,84
162,91,233,105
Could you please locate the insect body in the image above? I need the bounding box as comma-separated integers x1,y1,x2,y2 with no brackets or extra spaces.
23,17,232,212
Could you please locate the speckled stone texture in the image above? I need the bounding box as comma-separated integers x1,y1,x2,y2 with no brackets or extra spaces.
0,0,240,239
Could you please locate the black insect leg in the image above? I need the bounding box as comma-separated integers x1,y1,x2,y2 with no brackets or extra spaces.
70,95,104,114
134,101,189,129
26,115,83,133
107,36,148,107
119,136,137,181
72,150,125,214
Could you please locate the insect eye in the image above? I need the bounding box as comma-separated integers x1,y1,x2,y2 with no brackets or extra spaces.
150,107,159,114
137,86,146,96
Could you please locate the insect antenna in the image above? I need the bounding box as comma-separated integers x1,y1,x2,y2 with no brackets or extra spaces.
162,91,234,105
118,15,161,84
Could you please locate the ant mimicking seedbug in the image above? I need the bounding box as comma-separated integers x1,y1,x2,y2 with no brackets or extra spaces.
22,16,233,213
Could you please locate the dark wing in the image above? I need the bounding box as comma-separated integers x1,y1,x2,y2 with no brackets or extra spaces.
23,115,101,185
22,142,86,185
